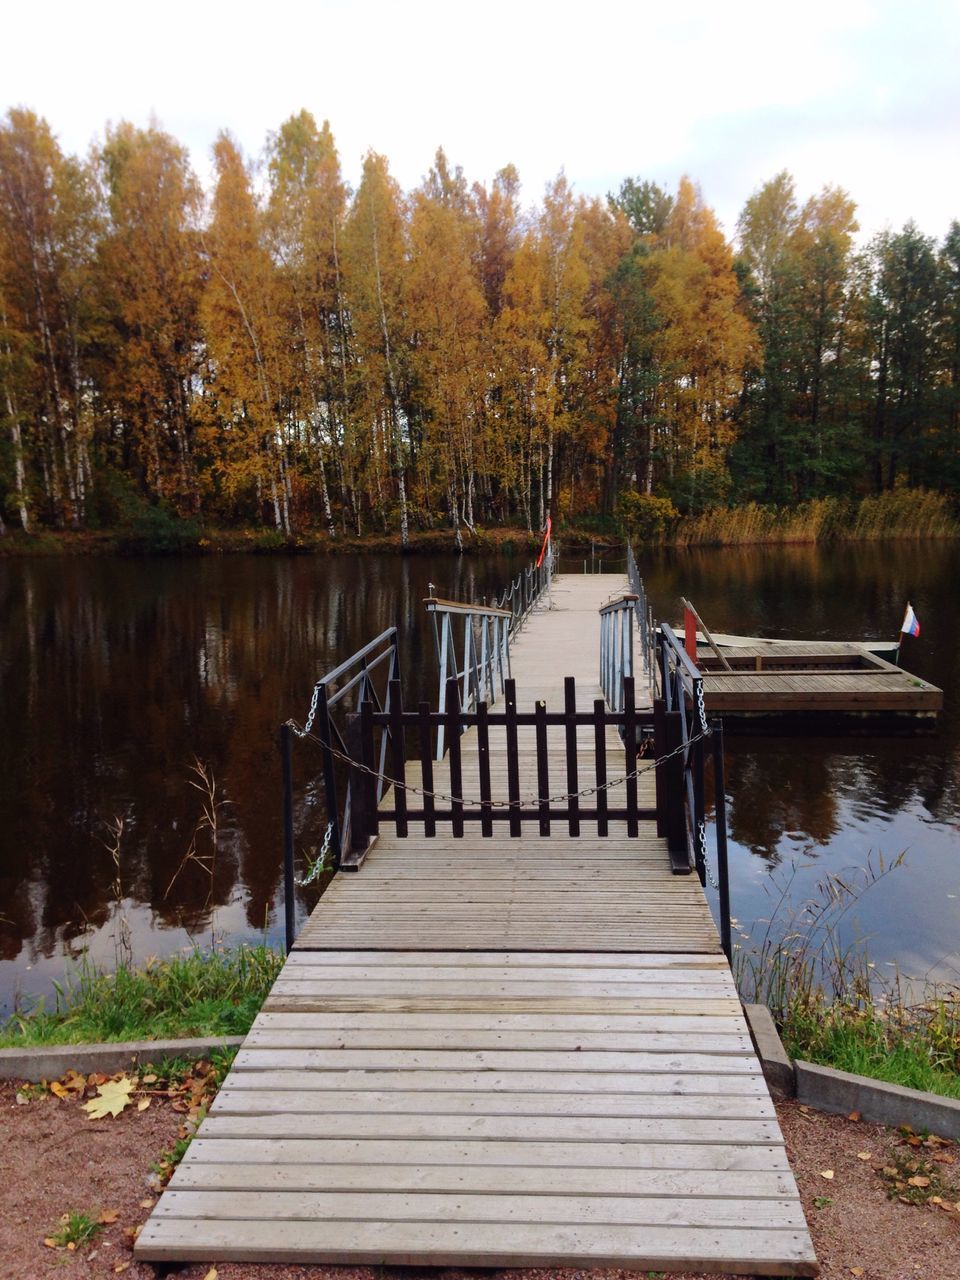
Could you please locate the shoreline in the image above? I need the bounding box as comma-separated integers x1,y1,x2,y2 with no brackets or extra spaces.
1,523,958,558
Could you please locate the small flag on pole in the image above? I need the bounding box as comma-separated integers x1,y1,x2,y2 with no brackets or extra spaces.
901,603,920,638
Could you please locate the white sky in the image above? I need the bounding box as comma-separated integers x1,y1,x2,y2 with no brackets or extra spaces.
6,0,959,242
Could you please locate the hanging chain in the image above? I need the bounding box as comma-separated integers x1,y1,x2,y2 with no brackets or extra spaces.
290,681,322,739
695,679,708,735
698,817,720,890
296,820,334,886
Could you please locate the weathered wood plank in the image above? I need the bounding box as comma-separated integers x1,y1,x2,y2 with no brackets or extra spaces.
154,1189,806,1229
135,1217,817,1273
168,1161,798,1199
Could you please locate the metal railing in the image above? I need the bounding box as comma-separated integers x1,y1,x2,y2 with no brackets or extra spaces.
626,543,655,694
488,542,554,632
426,597,513,759
279,627,400,942
599,594,637,713
654,622,708,883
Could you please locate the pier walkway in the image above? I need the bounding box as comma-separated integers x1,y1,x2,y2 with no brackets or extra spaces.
136,573,817,1275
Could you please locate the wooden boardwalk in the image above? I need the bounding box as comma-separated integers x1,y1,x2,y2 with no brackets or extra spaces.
137,573,817,1275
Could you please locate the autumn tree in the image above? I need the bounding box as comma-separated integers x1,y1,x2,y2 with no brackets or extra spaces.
96,121,203,512
0,109,99,528
342,151,411,543
201,133,292,531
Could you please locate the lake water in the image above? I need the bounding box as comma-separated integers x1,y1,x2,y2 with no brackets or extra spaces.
2,542,958,1015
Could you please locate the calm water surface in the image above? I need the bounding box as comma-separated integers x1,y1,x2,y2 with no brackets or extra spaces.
1,542,958,1013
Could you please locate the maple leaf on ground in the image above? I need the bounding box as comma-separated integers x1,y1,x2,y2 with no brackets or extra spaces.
83,1076,135,1119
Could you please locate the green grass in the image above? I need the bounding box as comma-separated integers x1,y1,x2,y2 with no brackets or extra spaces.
781,995,960,1100
0,945,283,1046
47,1211,102,1249
736,854,960,1101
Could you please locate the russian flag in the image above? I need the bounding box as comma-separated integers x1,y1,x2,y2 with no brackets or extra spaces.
901,603,920,638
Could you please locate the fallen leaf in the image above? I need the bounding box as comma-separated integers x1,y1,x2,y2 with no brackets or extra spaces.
850,1270,865,1277
137,1097,151,1111
43,1238,57,1249
83,1076,135,1120
820,1169,835,1180
908,1175,931,1188
139,1198,155,1209
799,1104,811,1113
847,1110,861,1122
203,1269,218,1280
114,1264,130,1274
856,1151,873,1161
99,1209,120,1224
66,1242,76,1251
142,1073,158,1085
50,1068,87,1099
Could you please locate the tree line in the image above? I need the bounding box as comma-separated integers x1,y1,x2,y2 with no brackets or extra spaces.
1,107,958,543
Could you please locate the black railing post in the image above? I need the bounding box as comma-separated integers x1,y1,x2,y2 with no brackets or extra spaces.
279,722,296,953
664,708,689,871
713,719,732,962
653,697,667,838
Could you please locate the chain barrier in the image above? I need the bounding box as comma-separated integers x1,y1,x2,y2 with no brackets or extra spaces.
291,682,322,739
695,681,709,735
697,816,721,890
285,717,712,811
296,820,333,886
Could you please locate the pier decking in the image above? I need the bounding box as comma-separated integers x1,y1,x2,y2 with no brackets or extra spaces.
136,573,817,1275
698,643,941,721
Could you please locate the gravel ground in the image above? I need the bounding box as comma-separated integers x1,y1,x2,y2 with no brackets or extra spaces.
2,1081,958,1280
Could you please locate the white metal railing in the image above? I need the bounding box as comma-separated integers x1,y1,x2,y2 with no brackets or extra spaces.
626,542,656,696
425,598,513,759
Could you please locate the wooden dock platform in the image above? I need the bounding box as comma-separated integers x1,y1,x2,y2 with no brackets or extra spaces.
136,573,817,1275
698,643,941,722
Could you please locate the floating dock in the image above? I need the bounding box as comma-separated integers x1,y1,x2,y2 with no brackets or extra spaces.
697,642,941,725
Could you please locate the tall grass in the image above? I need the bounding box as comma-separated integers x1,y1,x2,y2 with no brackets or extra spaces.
0,944,283,1046
737,855,960,1099
672,489,958,547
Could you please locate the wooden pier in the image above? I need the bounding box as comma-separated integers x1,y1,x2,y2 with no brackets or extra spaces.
136,572,817,1275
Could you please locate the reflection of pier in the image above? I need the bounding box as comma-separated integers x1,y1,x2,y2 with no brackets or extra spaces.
137,560,817,1276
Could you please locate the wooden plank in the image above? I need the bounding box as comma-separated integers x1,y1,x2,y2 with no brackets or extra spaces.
168,1161,799,1199
281,951,729,967
135,1217,817,1273
220,1064,768,1095
242,1029,752,1052
233,1048,759,1074
181,1136,790,1171
210,1089,775,1119
271,964,733,984
154,1188,806,1229
215,1069,768,1095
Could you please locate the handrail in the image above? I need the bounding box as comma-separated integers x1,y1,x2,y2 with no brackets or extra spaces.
599,595,636,714
626,543,655,696
426,598,512,759
280,628,400,911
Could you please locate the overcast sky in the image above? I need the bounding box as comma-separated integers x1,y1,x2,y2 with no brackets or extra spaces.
6,0,959,242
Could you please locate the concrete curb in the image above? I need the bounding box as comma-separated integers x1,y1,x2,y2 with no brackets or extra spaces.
0,1035,244,1082
741,1003,960,1139
743,1003,796,1099
796,1059,960,1140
